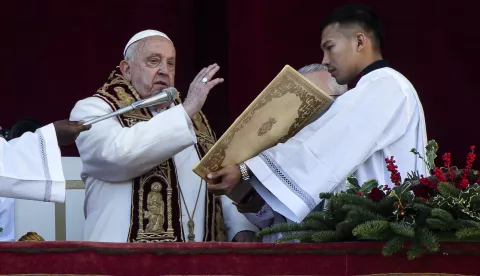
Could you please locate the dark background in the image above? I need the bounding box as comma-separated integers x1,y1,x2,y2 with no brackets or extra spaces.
1,0,478,166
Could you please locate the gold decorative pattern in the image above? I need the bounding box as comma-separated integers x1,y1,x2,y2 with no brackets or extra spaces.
93,67,225,242
257,117,277,136
144,182,166,233
18,232,45,241
193,65,333,180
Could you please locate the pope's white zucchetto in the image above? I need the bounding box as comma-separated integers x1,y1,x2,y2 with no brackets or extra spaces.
123,29,173,58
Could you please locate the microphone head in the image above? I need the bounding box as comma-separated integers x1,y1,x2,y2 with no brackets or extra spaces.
163,87,179,100
132,87,179,110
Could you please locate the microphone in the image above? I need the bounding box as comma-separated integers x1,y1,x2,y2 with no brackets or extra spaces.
83,87,179,125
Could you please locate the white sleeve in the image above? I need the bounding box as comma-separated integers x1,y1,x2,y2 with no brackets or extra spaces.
220,195,259,241
0,123,65,202
245,76,410,222
70,97,197,182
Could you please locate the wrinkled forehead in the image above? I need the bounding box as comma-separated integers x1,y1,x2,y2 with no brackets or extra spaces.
137,36,176,57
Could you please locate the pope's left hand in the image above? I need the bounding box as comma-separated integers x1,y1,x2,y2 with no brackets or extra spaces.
232,230,257,242
207,165,242,195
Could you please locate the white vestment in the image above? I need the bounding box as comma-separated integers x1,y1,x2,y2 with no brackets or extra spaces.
0,197,14,241
0,124,66,241
70,97,258,242
0,124,65,203
244,67,428,226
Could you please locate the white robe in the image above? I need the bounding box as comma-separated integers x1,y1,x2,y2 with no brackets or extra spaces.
0,124,66,241
244,67,428,227
0,124,65,202
0,197,14,241
70,97,258,242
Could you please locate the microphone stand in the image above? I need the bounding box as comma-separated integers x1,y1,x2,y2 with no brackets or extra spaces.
83,87,178,125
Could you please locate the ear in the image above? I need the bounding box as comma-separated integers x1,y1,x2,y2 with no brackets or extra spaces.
355,33,367,52
119,60,132,81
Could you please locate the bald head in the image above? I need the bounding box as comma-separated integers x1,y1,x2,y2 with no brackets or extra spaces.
299,64,347,97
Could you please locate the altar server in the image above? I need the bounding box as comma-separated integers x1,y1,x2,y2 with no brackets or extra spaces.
207,4,428,228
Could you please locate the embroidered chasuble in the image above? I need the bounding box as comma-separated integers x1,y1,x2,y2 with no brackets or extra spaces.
92,67,226,242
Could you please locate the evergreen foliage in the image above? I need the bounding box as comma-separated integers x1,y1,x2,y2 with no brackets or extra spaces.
257,140,480,259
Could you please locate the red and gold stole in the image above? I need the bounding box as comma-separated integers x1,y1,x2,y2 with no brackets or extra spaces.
93,67,226,242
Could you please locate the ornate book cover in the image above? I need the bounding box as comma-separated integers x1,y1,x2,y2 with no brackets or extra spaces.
193,65,333,184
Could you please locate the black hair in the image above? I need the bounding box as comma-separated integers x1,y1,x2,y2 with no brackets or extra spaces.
319,4,385,50
8,117,43,140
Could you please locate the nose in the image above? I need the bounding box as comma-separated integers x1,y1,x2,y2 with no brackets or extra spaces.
322,54,330,66
157,60,168,75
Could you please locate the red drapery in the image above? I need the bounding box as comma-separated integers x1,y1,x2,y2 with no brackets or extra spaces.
0,0,478,166
0,241,479,275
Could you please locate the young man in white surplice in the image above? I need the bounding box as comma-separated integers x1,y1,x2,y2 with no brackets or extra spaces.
207,4,428,242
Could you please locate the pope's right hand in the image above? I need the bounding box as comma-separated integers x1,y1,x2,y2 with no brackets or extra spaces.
183,64,224,118
53,120,91,146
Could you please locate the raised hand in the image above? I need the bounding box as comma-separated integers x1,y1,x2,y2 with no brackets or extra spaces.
183,64,224,118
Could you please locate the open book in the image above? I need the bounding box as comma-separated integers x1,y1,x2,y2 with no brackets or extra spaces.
193,65,333,202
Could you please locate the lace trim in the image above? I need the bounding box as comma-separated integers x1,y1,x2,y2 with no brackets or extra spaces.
259,152,316,211
38,131,52,202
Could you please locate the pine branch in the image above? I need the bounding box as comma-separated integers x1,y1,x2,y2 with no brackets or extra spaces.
375,196,397,216
328,197,348,220
320,192,333,200
303,211,336,229
414,203,433,224
418,227,440,252
274,231,318,244
341,204,360,212
336,193,376,210
389,222,415,237
426,218,450,231
311,230,341,242
352,220,390,240
382,236,408,256
455,227,480,239
407,240,424,260
335,221,359,237
431,208,456,227
346,208,384,223
457,219,480,230
304,211,330,222
413,203,432,213
256,220,326,238
346,210,387,230
437,182,461,198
